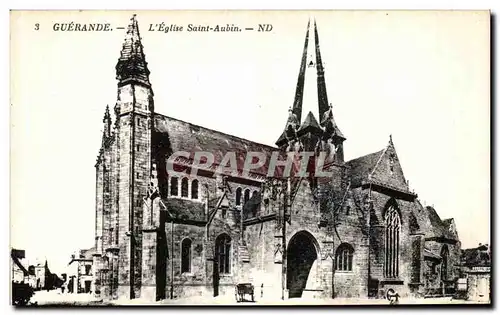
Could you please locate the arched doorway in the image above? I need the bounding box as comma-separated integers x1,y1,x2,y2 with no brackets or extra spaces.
287,231,318,298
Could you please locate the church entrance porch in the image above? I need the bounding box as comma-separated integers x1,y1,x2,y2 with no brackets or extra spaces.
286,231,320,298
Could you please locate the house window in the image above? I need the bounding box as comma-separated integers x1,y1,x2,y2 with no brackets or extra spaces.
384,206,401,278
244,189,250,205
181,238,192,273
216,234,231,274
170,177,178,196
85,265,92,276
235,187,242,206
441,245,449,281
335,243,354,271
181,178,189,198
191,179,199,200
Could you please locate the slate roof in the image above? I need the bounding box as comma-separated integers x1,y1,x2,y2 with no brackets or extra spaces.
162,198,207,223
11,254,30,276
72,246,96,262
297,111,322,134
424,206,458,240
345,149,385,187
154,114,288,178
462,246,491,267
424,248,442,260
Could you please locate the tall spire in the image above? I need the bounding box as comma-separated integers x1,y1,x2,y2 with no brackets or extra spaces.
116,14,151,88
276,20,311,147
291,19,311,123
277,19,338,147
314,20,330,120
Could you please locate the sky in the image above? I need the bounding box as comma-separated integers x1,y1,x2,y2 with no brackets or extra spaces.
10,10,490,274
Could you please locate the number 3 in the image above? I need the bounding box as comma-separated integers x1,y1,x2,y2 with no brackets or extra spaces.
34,23,39,31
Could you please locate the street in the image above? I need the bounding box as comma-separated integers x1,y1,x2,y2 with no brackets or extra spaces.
25,289,489,306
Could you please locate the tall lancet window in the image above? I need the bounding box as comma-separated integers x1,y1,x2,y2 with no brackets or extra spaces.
235,187,242,206
191,179,199,200
181,238,192,274
181,177,189,198
170,177,178,197
384,206,401,278
244,189,250,205
441,245,449,281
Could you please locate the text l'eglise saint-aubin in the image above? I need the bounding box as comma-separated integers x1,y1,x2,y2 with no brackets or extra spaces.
148,23,242,33
51,22,241,33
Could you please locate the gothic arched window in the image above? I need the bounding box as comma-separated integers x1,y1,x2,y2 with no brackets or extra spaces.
335,243,354,271
441,245,449,281
181,238,192,273
235,187,242,206
384,206,401,278
215,234,231,274
170,177,178,197
191,179,199,200
244,189,250,205
181,177,189,198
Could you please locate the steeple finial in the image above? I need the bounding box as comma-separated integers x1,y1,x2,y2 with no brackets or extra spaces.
389,134,393,145
103,105,112,138
115,14,151,88
103,104,111,121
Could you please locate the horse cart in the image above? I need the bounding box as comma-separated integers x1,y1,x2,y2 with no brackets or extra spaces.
235,283,255,302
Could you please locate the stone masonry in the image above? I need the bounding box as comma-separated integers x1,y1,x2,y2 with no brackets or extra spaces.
92,15,462,302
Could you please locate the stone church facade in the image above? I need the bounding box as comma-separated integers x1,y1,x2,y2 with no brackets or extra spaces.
92,15,461,302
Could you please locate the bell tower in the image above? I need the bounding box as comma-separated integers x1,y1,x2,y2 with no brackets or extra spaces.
276,20,346,164
114,14,154,299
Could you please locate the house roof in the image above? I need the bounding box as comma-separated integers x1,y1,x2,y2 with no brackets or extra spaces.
69,246,96,264
345,149,385,187
462,246,491,267
11,254,30,276
80,247,96,260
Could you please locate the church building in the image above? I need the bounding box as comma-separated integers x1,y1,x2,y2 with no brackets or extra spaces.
92,15,461,302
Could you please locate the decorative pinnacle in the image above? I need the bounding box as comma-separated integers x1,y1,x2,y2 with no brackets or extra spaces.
103,104,111,121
